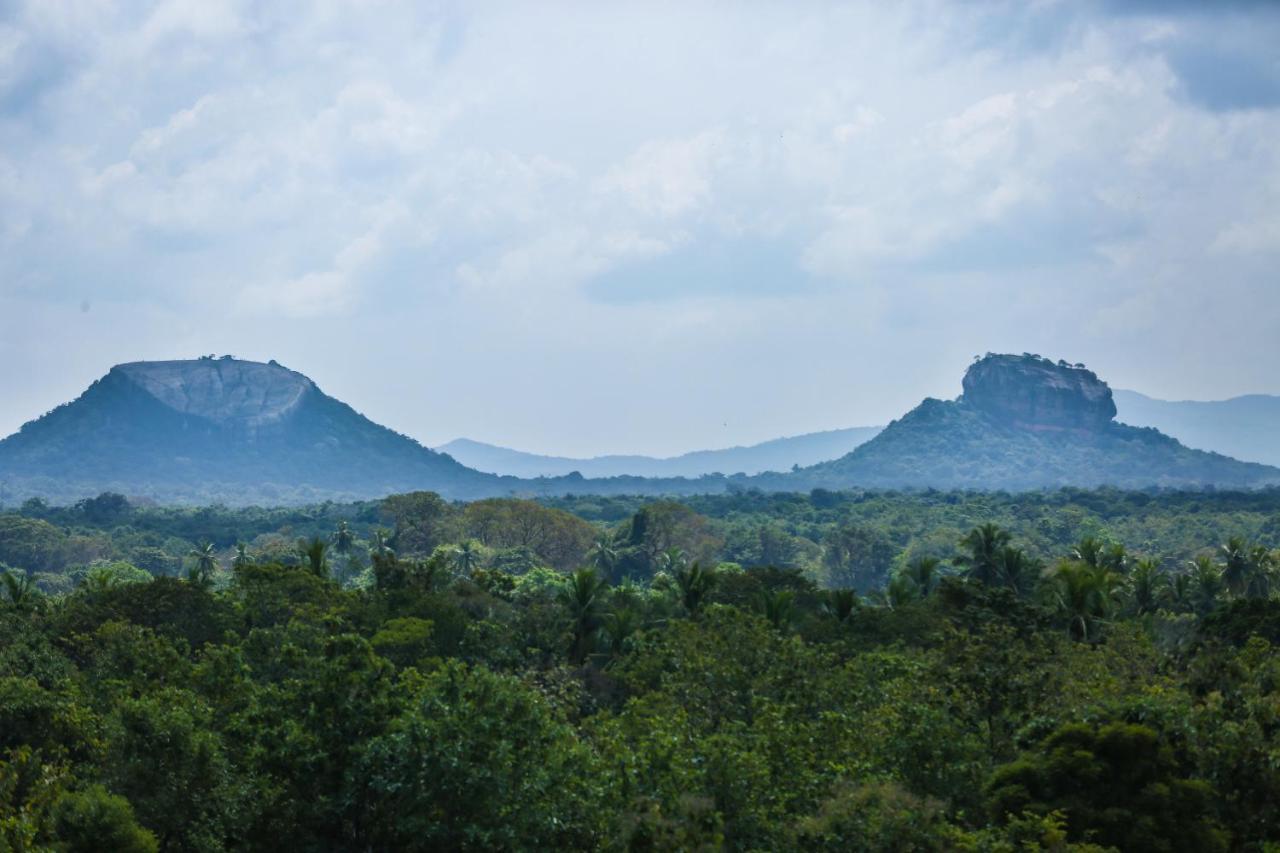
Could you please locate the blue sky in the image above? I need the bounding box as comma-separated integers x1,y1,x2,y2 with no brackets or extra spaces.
2,1,1279,456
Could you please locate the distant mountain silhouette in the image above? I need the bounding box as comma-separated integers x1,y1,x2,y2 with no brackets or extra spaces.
439,426,883,478
0,358,709,505
1114,389,1280,468
2,354,1276,506
756,354,1280,492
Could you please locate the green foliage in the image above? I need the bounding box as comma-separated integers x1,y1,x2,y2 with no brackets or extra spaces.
987,720,1228,851
0,489,1274,849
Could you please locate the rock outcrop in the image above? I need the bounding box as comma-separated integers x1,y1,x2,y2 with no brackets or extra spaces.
961,353,1116,430
114,357,313,429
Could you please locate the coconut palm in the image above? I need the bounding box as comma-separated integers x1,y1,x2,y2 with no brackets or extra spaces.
956,523,1011,586
674,561,716,617
996,546,1043,598
452,540,483,577
187,542,218,585
883,572,920,609
1188,556,1224,615
369,530,395,564
755,588,797,631
1126,557,1165,616
587,533,620,577
901,556,943,598
1048,560,1118,642
1245,545,1278,599
1220,537,1252,597
821,589,858,623
657,547,688,576
332,521,355,556
1,571,38,612
558,567,609,664
600,606,642,658
232,543,253,571
298,537,329,579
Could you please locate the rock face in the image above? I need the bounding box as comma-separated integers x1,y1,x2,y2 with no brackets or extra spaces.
114,358,313,429
961,353,1116,430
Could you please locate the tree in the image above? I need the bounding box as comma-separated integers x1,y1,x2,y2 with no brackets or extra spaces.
986,721,1227,851
558,567,609,664
332,521,355,556
754,589,796,631
1127,557,1166,616
297,537,329,579
823,523,896,591
1221,537,1252,597
1188,556,1225,616
674,562,716,617
231,543,254,571
587,533,620,578
451,539,483,577
1046,560,1118,642
956,524,1012,587
820,589,858,623
1,570,40,613
901,556,943,598
186,542,217,586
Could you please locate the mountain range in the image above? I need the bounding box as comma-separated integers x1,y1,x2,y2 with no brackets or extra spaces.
0,353,1276,505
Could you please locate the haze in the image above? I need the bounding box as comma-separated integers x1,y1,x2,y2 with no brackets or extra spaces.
2,1,1278,457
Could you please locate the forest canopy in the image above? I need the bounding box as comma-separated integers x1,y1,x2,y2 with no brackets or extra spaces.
1,486,1278,849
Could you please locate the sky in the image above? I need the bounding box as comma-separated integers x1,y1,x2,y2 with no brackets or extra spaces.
2,1,1279,457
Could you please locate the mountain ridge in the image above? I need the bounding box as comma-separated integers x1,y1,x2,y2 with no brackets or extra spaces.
438,425,884,479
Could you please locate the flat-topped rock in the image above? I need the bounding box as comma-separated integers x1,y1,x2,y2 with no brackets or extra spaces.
961,353,1117,430
113,357,313,427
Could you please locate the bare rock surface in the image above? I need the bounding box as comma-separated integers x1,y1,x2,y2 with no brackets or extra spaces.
961,353,1117,430
113,358,313,427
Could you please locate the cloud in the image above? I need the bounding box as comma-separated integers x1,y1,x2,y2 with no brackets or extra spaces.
1,1,1279,455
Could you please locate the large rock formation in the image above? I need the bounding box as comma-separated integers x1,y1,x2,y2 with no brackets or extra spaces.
961,353,1116,430
767,353,1280,492
0,357,726,505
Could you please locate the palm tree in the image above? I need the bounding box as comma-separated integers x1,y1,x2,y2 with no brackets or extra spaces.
600,606,642,659
883,573,920,609
587,533,620,578
995,546,1042,598
956,524,1011,586
187,542,218,585
1245,546,1277,599
1164,570,1194,614
820,589,858,623
298,537,329,579
332,521,355,556
674,561,716,617
232,543,253,571
657,547,688,576
1220,537,1252,597
1,571,38,612
558,567,609,664
452,540,482,577
755,589,797,631
1188,556,1224,615
901,556,943,598
369,530,395,564
1073,537,1105,568
1126,557,1165,616
1048,560,1118,642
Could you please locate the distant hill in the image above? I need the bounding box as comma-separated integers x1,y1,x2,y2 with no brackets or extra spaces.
3,354,1276,505
756,354,1280,492
439,426,883,478
0,358,712,505
1114,389,1280,467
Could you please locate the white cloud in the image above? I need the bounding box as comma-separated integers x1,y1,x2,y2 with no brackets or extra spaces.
1,1,1279,454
